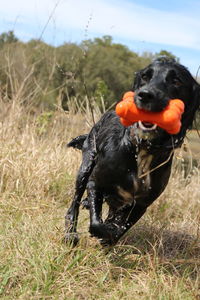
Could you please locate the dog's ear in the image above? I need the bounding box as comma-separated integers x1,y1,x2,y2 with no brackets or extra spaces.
185,82,200,130
132,71,141,90
193,81,200,111
189,82,200,130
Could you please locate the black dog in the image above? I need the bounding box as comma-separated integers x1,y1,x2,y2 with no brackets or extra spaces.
65,57,200,246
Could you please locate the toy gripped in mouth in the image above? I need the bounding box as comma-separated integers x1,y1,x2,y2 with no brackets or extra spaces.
115,91,185,134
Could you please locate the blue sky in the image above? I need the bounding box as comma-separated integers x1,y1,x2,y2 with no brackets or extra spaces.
1,0,200,75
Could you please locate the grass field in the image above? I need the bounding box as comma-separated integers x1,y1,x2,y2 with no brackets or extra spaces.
0,99,200,299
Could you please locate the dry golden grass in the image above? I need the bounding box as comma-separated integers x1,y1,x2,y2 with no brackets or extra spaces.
0,97,200,299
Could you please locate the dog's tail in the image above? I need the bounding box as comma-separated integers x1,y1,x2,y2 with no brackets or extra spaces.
67,134,88,150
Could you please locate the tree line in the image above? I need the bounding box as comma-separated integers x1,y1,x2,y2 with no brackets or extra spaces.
0,31,178,111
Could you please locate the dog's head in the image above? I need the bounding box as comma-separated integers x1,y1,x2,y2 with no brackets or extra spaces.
133,57,200,139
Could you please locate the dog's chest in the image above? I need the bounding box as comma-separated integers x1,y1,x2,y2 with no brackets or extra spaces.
136,149,153,183
117,149,153,204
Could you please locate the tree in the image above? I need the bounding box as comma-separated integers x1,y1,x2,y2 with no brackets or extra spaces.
155,50,180,62
0,31,18,47
79,36,151,107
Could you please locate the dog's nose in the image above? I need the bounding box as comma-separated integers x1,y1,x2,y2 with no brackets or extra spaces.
137,90,154,103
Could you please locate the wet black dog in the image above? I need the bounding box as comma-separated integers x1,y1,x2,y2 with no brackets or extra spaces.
65,57,200,246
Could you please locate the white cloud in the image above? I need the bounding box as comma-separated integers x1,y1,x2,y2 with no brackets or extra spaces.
58,0,200,49
0,0,200,50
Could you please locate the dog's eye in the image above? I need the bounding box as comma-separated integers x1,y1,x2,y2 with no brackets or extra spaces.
141,74,148,81
141,68,153,82
172,78,182,87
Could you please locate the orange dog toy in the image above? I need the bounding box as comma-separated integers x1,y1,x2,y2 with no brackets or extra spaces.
116,91,185,134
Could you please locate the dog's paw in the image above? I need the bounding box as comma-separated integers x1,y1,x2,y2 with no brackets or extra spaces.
100,238,116,247
89,223,120,246
63,232,79,247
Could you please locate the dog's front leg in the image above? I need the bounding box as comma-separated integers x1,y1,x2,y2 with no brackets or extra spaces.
65,151,95,245
87,180,103,236
88,181,124,245
101,203,147,246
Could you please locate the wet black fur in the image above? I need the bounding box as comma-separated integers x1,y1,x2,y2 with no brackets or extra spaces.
65,58,200,246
